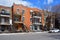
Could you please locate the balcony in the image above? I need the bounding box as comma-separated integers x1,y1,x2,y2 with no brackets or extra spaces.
33,22,42,25
14,21,23,23
32,20,42,25
0,22,10,25
14,13,21,16
14,12,21,16
0,12,10,17
0,14,10,17
0,13,10,15
14,18,23,24
33,16,41,19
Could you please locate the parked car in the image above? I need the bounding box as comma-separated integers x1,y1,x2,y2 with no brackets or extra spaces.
48,28,60,33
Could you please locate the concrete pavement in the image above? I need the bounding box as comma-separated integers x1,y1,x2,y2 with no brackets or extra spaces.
0,32,60,40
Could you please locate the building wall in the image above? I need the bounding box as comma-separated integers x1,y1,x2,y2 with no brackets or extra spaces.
12,3,44,31
0,5,12,32
0,5,12,25
0,3,44,32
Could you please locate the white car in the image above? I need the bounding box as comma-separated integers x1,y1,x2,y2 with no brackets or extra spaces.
48,28,60,33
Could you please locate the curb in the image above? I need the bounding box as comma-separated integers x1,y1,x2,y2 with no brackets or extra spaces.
0,32,48,35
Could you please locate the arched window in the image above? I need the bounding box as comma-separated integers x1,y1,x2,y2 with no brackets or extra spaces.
22,16,24,22
22,9,25,15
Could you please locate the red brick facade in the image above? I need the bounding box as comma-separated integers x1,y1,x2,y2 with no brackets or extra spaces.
12,3,44,32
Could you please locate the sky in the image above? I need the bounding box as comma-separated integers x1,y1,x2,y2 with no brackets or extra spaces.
0,0,60,10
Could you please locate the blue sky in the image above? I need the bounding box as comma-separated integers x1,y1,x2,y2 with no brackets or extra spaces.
0,0,60,10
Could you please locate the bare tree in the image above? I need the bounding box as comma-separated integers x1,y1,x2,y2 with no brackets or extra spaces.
51,4,60,13
51,4,60,29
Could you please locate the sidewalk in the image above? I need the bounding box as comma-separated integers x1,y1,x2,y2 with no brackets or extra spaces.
0,31,48,35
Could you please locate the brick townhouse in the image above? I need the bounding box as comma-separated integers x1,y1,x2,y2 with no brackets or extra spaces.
0,3,45,32
12,3,44,32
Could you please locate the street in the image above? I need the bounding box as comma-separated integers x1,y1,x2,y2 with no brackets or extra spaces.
0,32,60,40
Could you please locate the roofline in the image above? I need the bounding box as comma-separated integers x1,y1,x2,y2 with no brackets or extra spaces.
0,5,11,8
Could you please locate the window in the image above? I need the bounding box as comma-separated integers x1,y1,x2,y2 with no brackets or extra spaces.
33,18,39,23
30,10,33,15
30,18,32,22
5,18,9,22
16,12,19,14
44,12,48,16
30,25,33,30
14,16,19,21
16,8,20,14
1,17,9,23
1,9,5,13
5,10,10,15
1,18,4,23
22,9,25,15
17,8,19,11
1,9,10,15
22,17,24,22
30,12,33,15
14,18,19,21
39,19,41,22
34,26,37,30
33,13,36,16
6,10,10,13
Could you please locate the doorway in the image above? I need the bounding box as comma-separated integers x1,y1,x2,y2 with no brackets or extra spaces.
55,18,60,29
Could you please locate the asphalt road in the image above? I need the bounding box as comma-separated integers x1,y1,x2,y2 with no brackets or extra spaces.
0,33,60,40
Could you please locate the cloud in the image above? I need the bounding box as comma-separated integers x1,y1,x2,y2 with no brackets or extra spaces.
47,0,53,4
43,0,54,5
0,0,33,7
0,0,42,9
